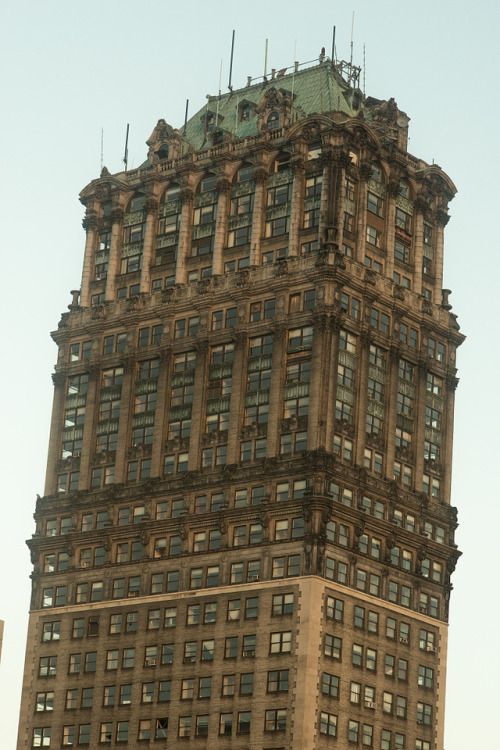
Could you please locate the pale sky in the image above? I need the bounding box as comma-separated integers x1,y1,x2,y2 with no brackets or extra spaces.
1,1,498,747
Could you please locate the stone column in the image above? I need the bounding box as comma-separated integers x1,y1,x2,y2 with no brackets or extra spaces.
105,208,124,300
442,374,458,503
384,346,400,480
44,372,69,495
288,158,305,257
266,324,286,457
385,183,399,281
226,333,247,464
212,179,231,276
175,188,194,285
187,340,208,471
332,151,350,251
307,313,328,450
78,364,100,490
113,357,135,483
413,360,428,491
354,165,370,264
413,199,426,295
140,199,159,293
355,330,371,466
249,168,267,266
434,210,449,302
324,316,341,453
80,209,98,307
318,149,334,243
150,348,171,477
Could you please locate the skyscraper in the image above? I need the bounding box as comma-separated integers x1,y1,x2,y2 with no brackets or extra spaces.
18,56,463,750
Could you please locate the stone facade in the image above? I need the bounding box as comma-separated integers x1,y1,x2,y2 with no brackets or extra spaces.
18,59,463,750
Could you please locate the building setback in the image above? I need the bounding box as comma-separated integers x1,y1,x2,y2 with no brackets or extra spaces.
18,57,464,750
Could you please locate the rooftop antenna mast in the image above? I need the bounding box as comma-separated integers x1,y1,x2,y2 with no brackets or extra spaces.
123,123,129,172
291,40,297,101
216,59,223,125
228,29,235,90
350,11,355,68
264,38,268,79
331,25,336,64
363,44,366,96
100,127,103,172
183,100,189,136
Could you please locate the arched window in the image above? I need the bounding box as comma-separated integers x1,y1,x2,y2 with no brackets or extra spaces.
371,165,383,183
235,164,253,183
271,153,290,173
199,174,217,193
267,111,280,130
399,180,409,198
161,183,180,204
155,143,169,160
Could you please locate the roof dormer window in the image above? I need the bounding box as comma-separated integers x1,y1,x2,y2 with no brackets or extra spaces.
267,111,280,130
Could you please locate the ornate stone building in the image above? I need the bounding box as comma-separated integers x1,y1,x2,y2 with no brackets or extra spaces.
18,58,463,750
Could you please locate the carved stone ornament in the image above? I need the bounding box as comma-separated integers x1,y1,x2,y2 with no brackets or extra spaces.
86,363,100,381
393,284,405,302
271,323,286,341
414,196,430,217
274,258,288,278
360,328,372,348
58,312,69,329
422,299,433,316
231,330,247,350
389,480,399,500
251,167,268,184
436,209,450,227
110,208,124,224
215,178,231,194
161,286,178,304
311,311,328,331
51,371,66,387
196,278,211,295
236,269,250,287
179,188,194,204
91,304,106,321
82,213,98,232
359,162,372,181
95,181,111,201
144,198,158,215
263,456,279,473
217,516,228,535
195,338,209,355
333,250,346,269
120,355,136,374
364,268,377,285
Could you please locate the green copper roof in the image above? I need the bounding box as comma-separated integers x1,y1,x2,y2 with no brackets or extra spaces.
181,61,358,150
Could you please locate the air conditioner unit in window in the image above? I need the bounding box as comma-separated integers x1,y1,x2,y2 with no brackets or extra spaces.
426,644,436,652
148,659,156,666
365,701,377,709
399,637,409,644
73,451,81,457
